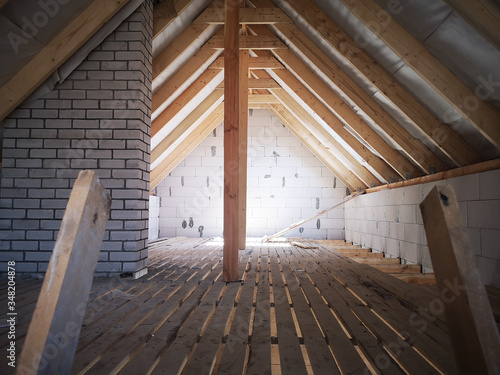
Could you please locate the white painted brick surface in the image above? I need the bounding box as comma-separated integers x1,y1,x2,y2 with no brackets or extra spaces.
344,171,500,287
0,2,153,276
157,111,347,240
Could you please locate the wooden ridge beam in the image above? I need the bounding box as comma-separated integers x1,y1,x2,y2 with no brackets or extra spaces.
152,69,221,136
258,0,482,167
254,69,399,183
269,23,481,168
150,103,224,190
151,89,224,163
193,7,292,24
335,0,500,150
153,0,193,39
206,34,286,49
0,0,129,122
269,104,365,191
271,89,382,187
210,55,285,69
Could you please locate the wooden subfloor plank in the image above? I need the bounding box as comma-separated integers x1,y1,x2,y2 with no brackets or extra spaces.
276,247,339,375
284,248,369,373
182,282,241,374
302,244,456,374
149,279,226,374
217,248,260,375
269,246,308,374
72,252,222,374
246,246,272,375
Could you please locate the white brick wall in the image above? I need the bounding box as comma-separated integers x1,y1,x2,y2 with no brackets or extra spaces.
0,1,153,277
345,169,500,287
154,109,348,240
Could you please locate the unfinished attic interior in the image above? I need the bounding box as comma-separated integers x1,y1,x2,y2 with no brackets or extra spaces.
1,0,500,373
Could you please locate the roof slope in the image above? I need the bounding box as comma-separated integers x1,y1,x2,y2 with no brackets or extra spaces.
150,0,500,192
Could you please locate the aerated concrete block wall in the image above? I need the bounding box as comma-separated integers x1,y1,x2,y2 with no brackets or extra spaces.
345,169,500,287
154,109,347,240
0,1,153,277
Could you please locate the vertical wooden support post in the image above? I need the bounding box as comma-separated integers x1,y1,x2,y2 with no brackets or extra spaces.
238,50,249,250
17,170,111,374
223,0,241,282
420,184,500,374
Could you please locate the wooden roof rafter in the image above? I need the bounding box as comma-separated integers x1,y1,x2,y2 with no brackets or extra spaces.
333,0,500,150
268,104,364,191
0,0,130,122
150,101,225,190
152,89,224,163
270,89,383,187
268,0,484,167
253,68,402,183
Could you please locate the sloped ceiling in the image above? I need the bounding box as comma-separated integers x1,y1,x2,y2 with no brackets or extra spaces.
150,0,500,192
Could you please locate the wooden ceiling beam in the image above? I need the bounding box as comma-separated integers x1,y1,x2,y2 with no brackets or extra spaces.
150,103,224,190
0,0,129,122
333,0,500,150
248,94,280,103
153,0,194,39
217,78,281,89
269,104,363,191
193,7,292,24
206,34,286,49
263,0,483,166
272,90,383,187
270,23,481,168
210,56,285,69
253,69,401,183
153,68,221,136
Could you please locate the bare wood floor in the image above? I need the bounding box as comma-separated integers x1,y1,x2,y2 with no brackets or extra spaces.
2,237,498,374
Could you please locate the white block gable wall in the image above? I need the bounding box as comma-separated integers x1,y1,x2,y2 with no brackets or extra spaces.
345,169,500,287
153,109,348,239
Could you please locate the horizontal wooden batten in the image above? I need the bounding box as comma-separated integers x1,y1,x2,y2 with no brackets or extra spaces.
206,35,287,49
218,78,281,89
363,158,500,195
248,94,279,103
210,56,284,69
193,7,292,24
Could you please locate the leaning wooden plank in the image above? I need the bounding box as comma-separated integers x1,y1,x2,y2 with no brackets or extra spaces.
265,191,364,241
17,170,110,375
290,241,318,249
0,0,129,122
420,184,500,374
